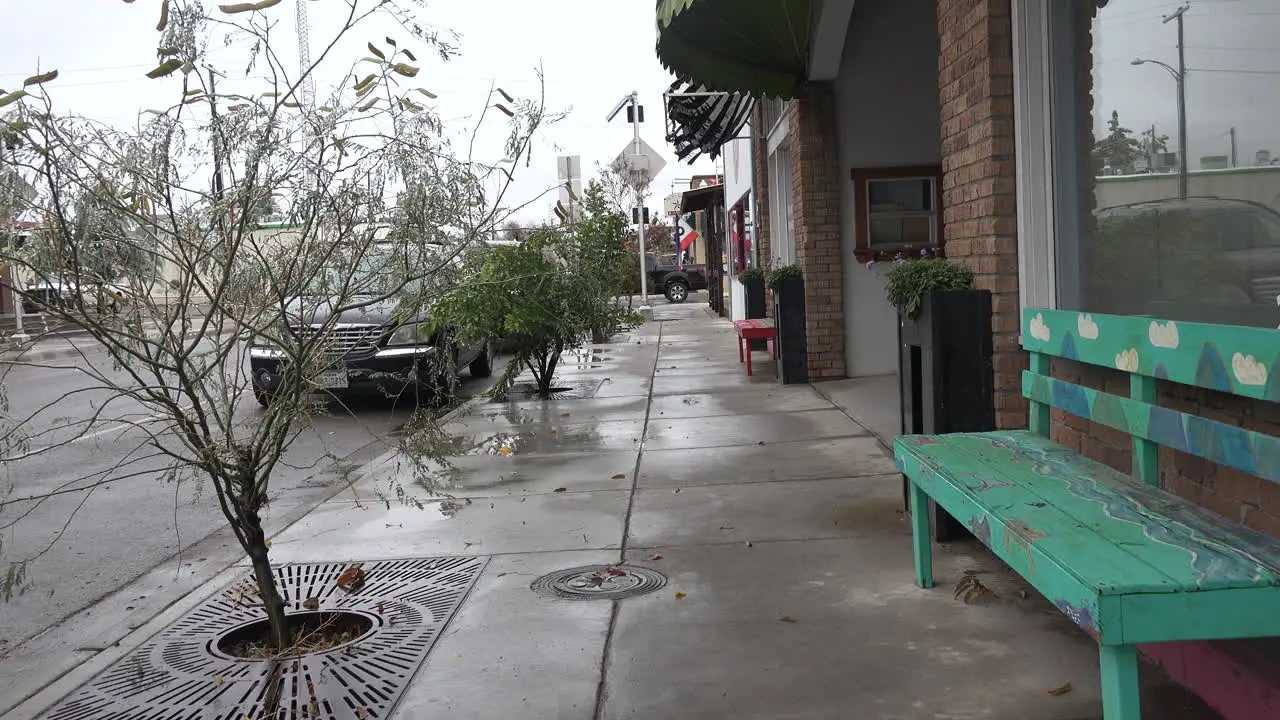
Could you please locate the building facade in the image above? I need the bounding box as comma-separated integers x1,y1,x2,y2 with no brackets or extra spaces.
658,0,1280,715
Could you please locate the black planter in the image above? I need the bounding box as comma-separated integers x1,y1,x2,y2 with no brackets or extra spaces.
898,289,995,542
741,276,768,350
771,276,808,385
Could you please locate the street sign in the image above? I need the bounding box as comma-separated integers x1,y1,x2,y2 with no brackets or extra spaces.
613,137,667,188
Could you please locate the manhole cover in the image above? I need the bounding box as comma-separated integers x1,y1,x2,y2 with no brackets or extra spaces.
46,557,486,720
494,379,603,402
531,565,667,601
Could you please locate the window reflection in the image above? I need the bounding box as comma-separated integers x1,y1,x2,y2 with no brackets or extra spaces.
1062,0,1280,328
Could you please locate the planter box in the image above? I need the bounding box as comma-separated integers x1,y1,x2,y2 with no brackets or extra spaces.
772,276,808,385
741,276,767,350
898,289,994,542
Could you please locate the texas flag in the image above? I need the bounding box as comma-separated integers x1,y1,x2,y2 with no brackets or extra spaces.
675,214,699,254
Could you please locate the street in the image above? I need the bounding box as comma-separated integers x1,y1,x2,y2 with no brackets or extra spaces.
0,341,495,659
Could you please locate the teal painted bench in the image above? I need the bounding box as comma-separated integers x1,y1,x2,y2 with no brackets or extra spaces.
894,307,1280,719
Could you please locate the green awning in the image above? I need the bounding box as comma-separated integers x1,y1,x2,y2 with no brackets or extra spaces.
656,0,811,99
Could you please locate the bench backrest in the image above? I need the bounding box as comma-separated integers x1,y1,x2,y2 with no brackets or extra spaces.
1020,307,1280,487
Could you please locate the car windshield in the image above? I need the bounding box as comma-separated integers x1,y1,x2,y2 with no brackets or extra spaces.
305,243,443,297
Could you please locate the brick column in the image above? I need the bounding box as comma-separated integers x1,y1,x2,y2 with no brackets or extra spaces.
785,85,845,380
750,104,771,266
937,0,1022,427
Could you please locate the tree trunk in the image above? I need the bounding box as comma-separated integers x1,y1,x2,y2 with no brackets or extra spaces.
243,510,290,649
541,348,560,396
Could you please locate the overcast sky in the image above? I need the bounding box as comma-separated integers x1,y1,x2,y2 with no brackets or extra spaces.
1095,0,1280,166
0,0,716,224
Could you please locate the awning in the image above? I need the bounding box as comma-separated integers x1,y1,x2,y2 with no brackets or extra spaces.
656,0,812,99
680,183,725,214
665,79,754,164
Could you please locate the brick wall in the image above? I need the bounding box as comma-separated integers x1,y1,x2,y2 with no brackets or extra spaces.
750,104,772,268
784,84,846,380
936,0,1023,428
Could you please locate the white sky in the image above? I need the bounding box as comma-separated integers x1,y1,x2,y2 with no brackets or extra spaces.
1094,0,1280,165
0,0,717,224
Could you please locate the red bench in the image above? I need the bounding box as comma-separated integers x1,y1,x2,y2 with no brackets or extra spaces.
733,319,775,376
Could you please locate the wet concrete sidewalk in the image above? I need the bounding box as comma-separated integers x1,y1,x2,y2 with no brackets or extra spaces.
20,301,1220,719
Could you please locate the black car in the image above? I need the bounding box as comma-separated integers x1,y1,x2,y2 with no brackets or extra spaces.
248,246,492,406
644,253,708,303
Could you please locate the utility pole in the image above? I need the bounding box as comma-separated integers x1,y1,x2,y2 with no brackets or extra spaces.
1230,127,1238,168
1164,2,1190,198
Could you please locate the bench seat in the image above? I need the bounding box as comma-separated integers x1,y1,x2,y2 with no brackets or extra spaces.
895,429,1280,645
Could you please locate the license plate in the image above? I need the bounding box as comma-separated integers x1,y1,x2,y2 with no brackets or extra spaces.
315,369,349,389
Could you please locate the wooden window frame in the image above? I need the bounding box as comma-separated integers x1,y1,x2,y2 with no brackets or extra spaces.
851,165,944,263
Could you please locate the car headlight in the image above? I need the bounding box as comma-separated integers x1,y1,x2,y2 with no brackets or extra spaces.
387,322,427,346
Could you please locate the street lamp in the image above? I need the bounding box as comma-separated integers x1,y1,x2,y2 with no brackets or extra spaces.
1131,3,1190,198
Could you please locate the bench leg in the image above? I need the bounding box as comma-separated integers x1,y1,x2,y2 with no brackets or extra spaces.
745,342,754,376
737,335,744,364
909,481,933,588
1099,644,1141,719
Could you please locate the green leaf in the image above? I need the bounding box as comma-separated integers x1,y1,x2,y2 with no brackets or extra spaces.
493,103,514,117
359,97,379,112
0,91,27,108
23,70,58,87
158,46,181,57
254,0,282,8
496,88,514,103
385,37,397,47
318,105,333,112
146,59,184,79
282,101,301,108
402,49,417,62
184,88,203,96
261,91,280,97
415,88,437,99
368,43,385,60
391,63,419,78
157,0,170,31
218,2,256,12
353,74,376,91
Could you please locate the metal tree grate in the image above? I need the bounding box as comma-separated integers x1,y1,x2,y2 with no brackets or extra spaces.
46,557,486,720
494,379,603,402
531,565,667,601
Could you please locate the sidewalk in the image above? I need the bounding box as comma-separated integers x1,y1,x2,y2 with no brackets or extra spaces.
15,302,1221,719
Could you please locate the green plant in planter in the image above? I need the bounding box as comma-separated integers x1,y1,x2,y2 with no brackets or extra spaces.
766,264,802,290
738,266,766,284
884,257,975,318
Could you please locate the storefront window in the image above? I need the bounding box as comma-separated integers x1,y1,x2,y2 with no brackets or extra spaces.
1055,0,1280,328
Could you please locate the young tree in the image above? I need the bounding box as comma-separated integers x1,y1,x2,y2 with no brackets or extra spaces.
571,180,634,342
1093,109,1144,173
0,0,554,650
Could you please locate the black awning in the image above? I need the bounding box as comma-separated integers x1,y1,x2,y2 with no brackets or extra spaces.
664,79,754,164
680,183,725,214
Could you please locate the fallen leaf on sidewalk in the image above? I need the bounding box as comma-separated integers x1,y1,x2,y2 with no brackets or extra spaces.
674,591,686,599
553,487,567,493
719,525,735,530
954,571,995,604
757,441,766,446
499,446,513,456
648,553,663,561
606,568,627,576
560,412,571,417
778,616,797,624
744,541,753,547
302,597,320,610
1047,682,1073,696
549,430,557,437
611,473,627,479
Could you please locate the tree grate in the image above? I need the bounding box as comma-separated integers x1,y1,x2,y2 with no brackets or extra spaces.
493,379,603,402
45,557,487,720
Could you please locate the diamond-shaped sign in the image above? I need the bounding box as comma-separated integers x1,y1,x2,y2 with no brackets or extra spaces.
613,137,667,189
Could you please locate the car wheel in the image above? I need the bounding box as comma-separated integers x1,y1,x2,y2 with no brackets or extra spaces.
469,340,495,378
254,389,274,407
665,280,689,304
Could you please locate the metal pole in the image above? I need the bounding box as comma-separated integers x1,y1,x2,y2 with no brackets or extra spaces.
632,92,649,305
1165,3,1190,198
1230,127,1237,168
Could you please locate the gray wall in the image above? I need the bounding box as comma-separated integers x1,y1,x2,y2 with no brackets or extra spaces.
834,0,942,377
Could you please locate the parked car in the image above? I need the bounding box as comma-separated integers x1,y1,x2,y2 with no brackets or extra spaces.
644,253,708,303
1093,196,1280,326
247,245,492,406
